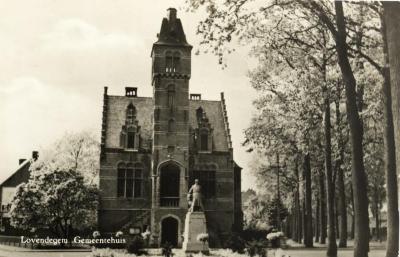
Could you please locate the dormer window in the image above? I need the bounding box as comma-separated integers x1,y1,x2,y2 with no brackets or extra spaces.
200,132,208,151
126,104,136,124
165,51,180,73
195,107,213,152
120,103,140,150
127,131,135,148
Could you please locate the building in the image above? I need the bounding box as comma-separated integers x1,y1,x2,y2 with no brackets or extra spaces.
0,151,38,235
98,8,242,247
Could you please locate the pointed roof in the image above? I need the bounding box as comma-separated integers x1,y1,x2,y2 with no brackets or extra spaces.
154,8,191,47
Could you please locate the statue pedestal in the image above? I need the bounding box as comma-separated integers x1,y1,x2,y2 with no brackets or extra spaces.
182,211,209,253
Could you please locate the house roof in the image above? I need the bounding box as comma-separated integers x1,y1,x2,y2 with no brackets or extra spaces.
0,159,31,187
104,95,231,152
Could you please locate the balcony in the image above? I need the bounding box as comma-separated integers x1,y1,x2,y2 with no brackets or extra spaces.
160,197,179,207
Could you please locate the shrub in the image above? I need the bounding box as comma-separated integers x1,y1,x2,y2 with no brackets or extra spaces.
126,235,145,255
223,232,245,253
246,240,267,257
241,228,268,242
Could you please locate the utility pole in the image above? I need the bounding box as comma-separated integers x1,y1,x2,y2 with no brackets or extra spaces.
277,153,281,231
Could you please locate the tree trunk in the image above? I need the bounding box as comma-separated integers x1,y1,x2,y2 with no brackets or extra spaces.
295,159,302,242
315,196,320,243
350,185,355,240
382,5,400,257
334,3,370,256
335,86,348,247
324,91,338,257
319,171,327,244
302,197,306,245
304,154,313,247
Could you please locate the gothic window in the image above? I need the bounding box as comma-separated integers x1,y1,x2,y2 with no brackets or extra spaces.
167,85,175,107
165,51,180,73
193,170,216,199
117,162,143,198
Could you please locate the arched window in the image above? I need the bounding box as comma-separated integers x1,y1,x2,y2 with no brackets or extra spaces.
167,85,175,107
117,162,144,198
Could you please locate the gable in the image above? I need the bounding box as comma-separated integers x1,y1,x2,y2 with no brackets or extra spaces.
104,96,231,151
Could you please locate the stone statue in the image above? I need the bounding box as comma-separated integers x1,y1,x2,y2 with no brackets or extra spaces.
188,179,204,212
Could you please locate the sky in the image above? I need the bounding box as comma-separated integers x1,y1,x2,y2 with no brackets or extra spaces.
0,0,258,190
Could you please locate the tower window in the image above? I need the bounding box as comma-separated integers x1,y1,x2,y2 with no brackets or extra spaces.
168,119,175,132
167,85,175,107
165,51,181,73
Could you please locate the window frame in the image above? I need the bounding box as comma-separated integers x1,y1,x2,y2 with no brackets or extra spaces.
117,163,144,198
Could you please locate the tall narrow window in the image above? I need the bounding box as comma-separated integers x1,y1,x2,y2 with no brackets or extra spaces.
168,119,175,133
117,164,126,197
127,131,135,148
126,165,134,197
200,133,208,151
134,164,143,197
166,51,173,72
173,52,180,72
167,85,175,107
126,104,136,124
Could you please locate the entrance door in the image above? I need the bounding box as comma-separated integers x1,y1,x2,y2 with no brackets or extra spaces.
160,163,180,207
161,217,178,247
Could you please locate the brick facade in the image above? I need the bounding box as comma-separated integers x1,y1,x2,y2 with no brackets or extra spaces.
98,8,242,247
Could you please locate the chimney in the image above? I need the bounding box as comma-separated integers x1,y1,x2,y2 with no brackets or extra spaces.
167,8,177,23
32,151,39,161
125,87,138,97
190,94,201,100
19,159,26,165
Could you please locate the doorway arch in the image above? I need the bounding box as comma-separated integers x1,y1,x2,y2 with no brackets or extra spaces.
161,216,179,247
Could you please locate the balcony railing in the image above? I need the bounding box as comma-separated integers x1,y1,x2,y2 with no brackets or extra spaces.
160,197,179,207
